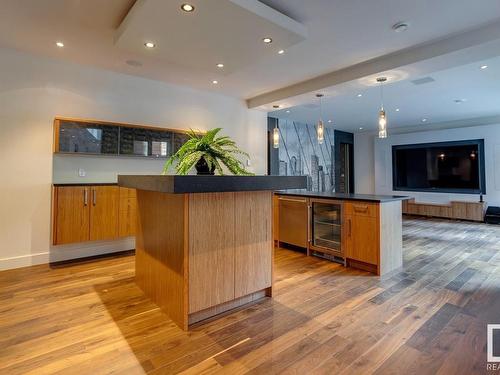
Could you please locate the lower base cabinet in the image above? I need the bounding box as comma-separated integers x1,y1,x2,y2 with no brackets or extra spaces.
52,185,136,245
53,186,90,245
89,186,120,241
188,191,272,313
276,195,403,276
343,202,379,266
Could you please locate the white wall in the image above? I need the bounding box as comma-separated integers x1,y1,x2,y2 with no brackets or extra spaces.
359,124,500,206
0,47,267,270
354,132,375,194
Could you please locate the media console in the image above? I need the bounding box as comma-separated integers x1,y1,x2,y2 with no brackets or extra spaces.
402,198,485,222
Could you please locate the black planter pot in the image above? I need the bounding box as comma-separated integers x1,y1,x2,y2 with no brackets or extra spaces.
195,157,216,175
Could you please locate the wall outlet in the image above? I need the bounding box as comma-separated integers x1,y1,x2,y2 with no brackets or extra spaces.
246,159,251,167
78,168,86,177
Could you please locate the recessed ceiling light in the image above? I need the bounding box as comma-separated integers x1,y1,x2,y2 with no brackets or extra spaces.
144,42,155,48
328,120,332,123
262,37,273,44
454,99,467,104
357,94,362,97
359,127,363,130
278,49,285,55
285,110,290,113
392,22,409,33
56,41,64,48
216,63,224,68
422,118,427,122
181,3,195,12
395,108,400,112
480,65,488,70
212,80,218,84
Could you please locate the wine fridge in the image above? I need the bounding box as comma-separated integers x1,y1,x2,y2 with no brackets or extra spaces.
309,198,344,263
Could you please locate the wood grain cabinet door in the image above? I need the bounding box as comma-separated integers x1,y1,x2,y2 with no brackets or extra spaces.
234,191,273,298
118,187,137,237
54,186,90,245
89,186,119,241
350,215,378,265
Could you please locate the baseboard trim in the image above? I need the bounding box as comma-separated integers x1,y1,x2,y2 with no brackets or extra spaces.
0,237,135,271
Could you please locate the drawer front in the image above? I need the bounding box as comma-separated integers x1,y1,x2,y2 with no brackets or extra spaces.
344,202,378,218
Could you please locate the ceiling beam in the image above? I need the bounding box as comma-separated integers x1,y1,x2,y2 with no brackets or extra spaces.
246,20,500,109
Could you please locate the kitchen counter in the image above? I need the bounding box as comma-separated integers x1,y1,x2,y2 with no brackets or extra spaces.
275,189,405,277
118,175,307,193
276,189,409,202
117,175,306,330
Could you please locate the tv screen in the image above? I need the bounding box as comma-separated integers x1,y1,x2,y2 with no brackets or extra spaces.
392,140,485,194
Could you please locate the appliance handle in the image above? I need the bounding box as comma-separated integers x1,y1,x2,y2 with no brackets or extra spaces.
278,196,308,203
307,204,312,242
92,189,96,206
83,189,88,206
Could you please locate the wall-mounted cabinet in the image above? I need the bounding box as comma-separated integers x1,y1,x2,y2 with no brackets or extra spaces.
52,185,136,245
54,118,189,158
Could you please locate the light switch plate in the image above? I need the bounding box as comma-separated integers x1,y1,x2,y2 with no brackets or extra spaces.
78,168,86,177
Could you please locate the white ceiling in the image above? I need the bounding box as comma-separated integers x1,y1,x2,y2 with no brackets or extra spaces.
114,0,307,75
268,55,500,134
1,0,500,100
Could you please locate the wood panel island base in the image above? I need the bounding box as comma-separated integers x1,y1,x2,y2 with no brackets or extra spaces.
118,175,306,330
275,191,408,276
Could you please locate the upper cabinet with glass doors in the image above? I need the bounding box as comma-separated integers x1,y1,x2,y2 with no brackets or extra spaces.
54,118,189,158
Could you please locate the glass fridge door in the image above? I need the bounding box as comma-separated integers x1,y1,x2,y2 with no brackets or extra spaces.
312,201,342,254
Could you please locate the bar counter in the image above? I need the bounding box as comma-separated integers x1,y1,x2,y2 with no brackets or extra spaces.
118,175,306,330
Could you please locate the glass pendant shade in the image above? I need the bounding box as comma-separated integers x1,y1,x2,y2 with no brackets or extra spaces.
378,108,387,139
317,119,324,144
273,126,279,148
376,77,388,139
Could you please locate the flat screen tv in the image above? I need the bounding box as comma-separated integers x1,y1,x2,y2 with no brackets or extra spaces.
392,139,485,194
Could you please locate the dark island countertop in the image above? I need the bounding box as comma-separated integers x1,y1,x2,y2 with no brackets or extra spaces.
118,175,307,193
276,189,409,203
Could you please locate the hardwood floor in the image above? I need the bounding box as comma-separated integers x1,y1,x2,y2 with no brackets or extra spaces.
1,217,500,374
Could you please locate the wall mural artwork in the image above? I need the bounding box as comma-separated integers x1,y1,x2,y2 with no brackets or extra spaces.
277,119,335,192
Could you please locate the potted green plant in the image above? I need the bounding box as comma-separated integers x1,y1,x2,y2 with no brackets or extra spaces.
162,128,253,175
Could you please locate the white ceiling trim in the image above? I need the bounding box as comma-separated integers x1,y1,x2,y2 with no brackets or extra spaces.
357,115,500,136
247,20,500,108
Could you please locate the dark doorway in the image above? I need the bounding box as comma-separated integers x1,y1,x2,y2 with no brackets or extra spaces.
334,130,354,193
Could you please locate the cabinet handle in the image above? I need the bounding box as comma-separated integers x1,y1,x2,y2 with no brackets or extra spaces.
92,189,96,206
83,189,88,206
348,218,352,237
278,196,307,203
353,205,368,213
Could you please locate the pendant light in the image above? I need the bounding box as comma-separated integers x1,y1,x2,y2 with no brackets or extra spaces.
377,77,387,138
316,93,324,144
273,123,279,148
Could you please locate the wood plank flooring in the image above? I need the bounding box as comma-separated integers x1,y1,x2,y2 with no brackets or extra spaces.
1,217,500,374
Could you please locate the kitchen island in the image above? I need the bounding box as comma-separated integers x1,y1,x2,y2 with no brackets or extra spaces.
275,190,408,276
118,175,306,330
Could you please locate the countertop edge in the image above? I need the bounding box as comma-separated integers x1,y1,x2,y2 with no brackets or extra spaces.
118,175,308,194
275,190,410,203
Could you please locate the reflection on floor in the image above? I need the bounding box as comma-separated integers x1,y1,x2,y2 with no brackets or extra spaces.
1,217,499,374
